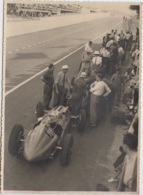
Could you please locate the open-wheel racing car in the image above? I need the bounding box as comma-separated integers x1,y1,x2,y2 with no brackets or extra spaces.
8,102,86,166
9,104,73,166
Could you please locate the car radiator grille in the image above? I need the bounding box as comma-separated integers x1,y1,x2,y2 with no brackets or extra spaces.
45,126,55,138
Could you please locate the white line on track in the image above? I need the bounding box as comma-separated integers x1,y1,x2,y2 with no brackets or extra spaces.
5,20,122,97
7,33,71,54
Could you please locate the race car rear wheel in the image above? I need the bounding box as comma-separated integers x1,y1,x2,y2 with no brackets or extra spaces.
8,124,24,156
60,134,73,166
78,109,86,133
36,101,44,118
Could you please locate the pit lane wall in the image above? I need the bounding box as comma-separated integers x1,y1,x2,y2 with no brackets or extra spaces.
6,12,110,37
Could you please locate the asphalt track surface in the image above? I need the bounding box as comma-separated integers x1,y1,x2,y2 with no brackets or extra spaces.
3,15,124,191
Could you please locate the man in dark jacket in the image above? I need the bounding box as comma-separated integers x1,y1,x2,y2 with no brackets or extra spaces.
103,78,115,112
53,65,71,107
111,67,124,106
41,64,54,110
71,72,87,118
110,42,118,75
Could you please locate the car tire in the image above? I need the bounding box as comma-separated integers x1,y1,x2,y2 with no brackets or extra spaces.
60,134,73,166
78,109,86,133
36,101,44,118
8,124,24,156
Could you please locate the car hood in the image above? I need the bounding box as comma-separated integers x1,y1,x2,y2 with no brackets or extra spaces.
23,122,59,161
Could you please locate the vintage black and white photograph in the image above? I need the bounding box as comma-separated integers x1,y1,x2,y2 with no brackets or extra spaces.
1,0,141,193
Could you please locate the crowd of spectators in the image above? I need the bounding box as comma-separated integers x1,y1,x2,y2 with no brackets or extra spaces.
58,4,82,11
105,27,139,192
7,3,82,18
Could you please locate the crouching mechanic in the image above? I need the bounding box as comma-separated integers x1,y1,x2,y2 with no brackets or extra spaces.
71,72,87,126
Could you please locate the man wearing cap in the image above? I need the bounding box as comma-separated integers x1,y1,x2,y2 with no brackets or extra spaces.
41,64,54,110
53,65,71,107
91,51,102,72
71,72,87,121
79,48,93,76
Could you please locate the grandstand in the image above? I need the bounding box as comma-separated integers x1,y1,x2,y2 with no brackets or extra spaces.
7,3,82,19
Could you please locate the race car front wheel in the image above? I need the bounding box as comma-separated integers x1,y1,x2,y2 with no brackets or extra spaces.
8,124,24,156
60,134,73,166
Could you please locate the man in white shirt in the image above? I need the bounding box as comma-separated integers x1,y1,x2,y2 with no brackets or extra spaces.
100,45,110,58
91,51,102,72
106,38,114,48
89,73,111,127
109,29,115,39
79,48,93,77
118,44,125,66
84,41,93,52
115,34,120,43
